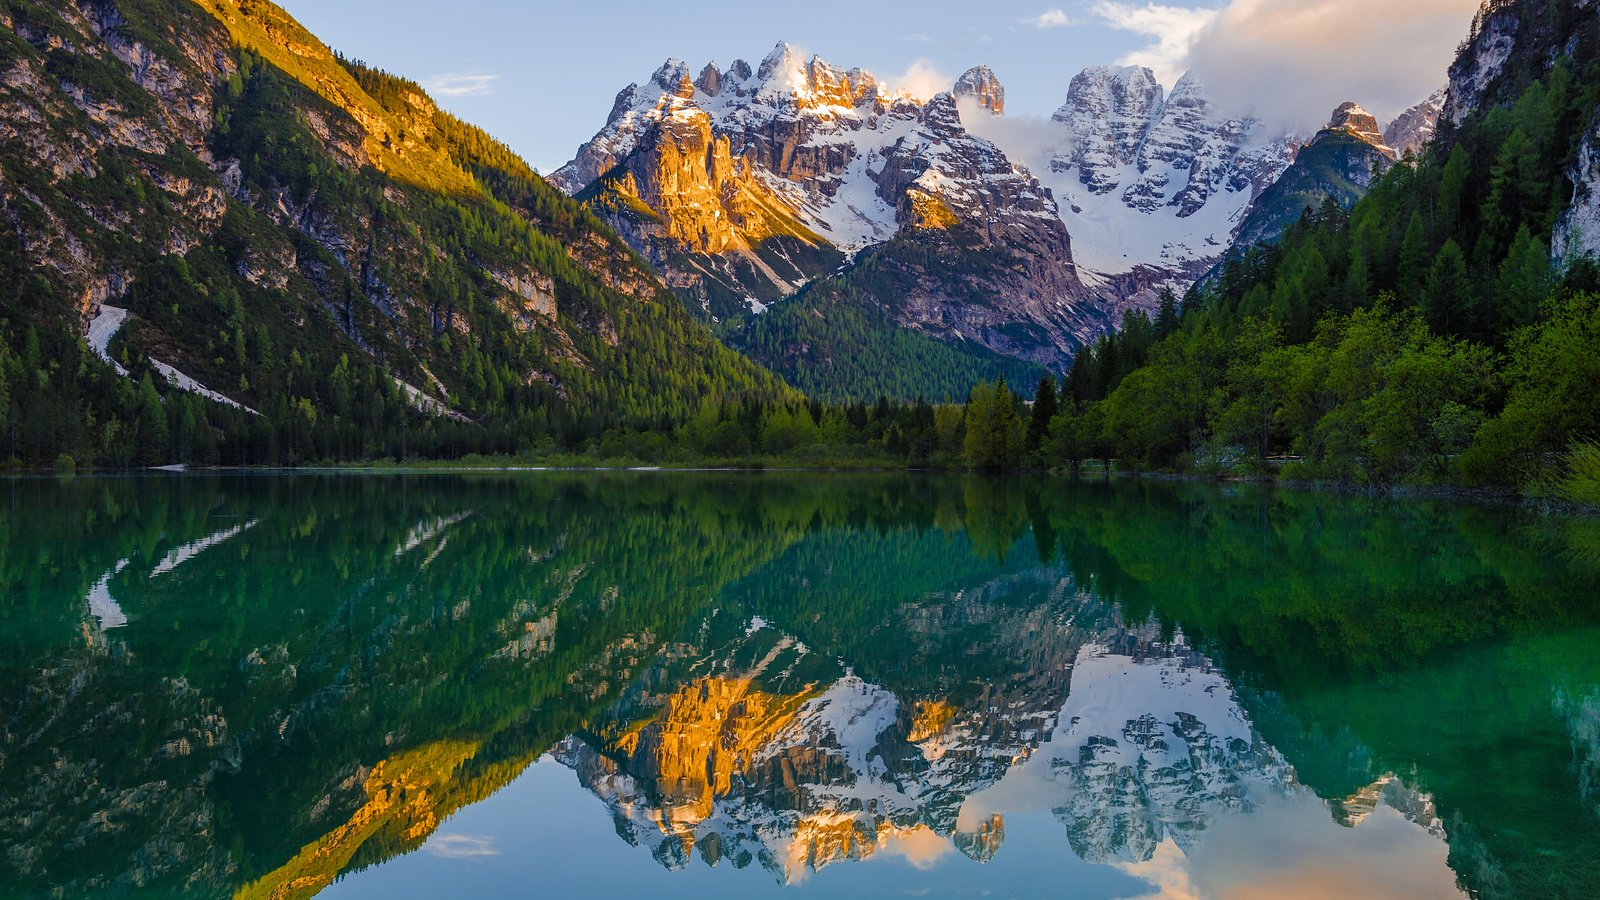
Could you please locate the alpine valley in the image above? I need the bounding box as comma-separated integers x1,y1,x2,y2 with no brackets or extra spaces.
0,0,1598,487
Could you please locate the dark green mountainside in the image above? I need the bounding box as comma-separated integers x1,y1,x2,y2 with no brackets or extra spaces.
1232,130,1391,252
0,0,790,467
724,229,1056,403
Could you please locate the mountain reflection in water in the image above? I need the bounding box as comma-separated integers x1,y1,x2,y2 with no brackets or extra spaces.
2,473,1597,899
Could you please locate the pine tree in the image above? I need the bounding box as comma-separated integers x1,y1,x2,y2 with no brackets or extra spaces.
964,379,1023,471
1398,212,1430,304
1027,375,1059,457
136,373,168,467
1438,145,1470,240
1154,287,1180,339
1495,225,1553,333
1422,240,1471,336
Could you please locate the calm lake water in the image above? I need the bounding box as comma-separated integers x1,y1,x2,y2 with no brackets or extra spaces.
3,472,1599,899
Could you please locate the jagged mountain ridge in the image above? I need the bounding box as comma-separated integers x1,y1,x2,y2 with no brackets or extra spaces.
1039,66,1299,310
1385,88,1449,158
558,50,1451,393
554,44,1107,395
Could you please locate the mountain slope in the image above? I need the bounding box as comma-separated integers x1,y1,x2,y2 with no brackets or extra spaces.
555,48,1102,399
0,0,791,466
1232,103,1397,250
1060,0,1600,485
1010,67,1300,317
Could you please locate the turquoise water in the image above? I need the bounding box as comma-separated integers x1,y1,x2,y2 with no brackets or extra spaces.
2,473,1598,898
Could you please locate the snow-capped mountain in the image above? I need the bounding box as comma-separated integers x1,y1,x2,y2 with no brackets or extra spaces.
552,44,1101,378
553,45,1470,379
1009,66,1302,314
553,46,1082,306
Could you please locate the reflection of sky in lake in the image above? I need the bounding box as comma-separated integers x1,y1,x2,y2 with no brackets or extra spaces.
329,759,1461,899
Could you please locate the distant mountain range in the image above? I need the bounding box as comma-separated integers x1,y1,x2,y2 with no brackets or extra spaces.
552,48,1451,396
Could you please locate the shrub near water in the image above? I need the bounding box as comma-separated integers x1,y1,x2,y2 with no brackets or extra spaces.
1557,441,1600,506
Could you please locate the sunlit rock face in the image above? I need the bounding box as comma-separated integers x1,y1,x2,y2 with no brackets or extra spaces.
552,43,1093,360
1321,102,1397,159
954,66,1005,117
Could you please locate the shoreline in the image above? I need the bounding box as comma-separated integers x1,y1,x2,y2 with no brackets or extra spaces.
11,462,1595,515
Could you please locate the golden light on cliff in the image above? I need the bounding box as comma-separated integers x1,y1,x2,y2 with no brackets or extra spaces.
607,676,818,823
905,189,961,231
235,739,482,900
908,700,959,743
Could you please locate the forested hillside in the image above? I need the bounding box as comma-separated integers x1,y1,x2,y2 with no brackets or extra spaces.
0,0,790,468
726,229,1053,403
1042,0,1600,498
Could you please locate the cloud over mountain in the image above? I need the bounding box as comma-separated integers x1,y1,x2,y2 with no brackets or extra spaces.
1183,0,1482,127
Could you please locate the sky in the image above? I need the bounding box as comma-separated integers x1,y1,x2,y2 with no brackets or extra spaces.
276,0,1484,175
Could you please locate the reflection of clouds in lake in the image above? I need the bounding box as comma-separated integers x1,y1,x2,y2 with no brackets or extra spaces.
875,825,956,871
1114,839,1202,900
423,834,499,860
1185,797,1462,899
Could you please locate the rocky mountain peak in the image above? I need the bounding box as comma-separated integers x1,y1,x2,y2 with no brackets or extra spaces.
696,62,723,98
650,58,691,94
1383,88,1447,158
954,66,1005,116
756,40,803,82
1321,102,1394,157
1027,63,1297,316
749,42,880,111
1054,65,1164,130
1051,65,1166,189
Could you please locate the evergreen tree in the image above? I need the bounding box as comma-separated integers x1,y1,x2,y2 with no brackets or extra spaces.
136,373,168,467
1496,225,1553,332
1437,144,1470,239
1422,240,1472,336
963,379,1023,471
1398,212,1430,303
1026,375,1059,457
1154,287,1180,339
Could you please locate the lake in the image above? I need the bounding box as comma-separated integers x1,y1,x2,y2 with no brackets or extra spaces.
2,472,1598,899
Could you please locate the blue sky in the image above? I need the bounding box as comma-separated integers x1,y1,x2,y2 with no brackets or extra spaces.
276,0,1481,175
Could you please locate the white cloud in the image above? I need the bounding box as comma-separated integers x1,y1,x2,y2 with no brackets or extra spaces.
903,32,934,43
891,59,956,101
1183,0,1480,128
1027,8,1076,29
423,834,500,859
1092,1,1220,86
422,73,501,98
